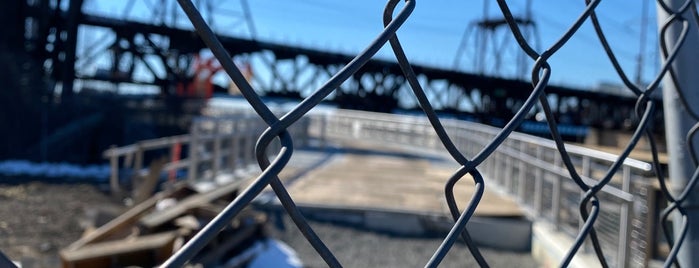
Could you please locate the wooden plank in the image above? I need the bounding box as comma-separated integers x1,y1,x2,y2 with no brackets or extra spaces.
139,178,250,229
60,231,177,268
66,184,188,250
193,223,259,267
132,157,168,204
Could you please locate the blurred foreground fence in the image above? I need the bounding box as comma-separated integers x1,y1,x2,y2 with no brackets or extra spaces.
107,0,699,266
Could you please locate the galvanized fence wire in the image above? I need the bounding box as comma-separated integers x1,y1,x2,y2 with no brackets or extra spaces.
159,0,699,267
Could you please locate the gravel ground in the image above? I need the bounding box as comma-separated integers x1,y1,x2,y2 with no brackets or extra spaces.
272,216,539,268
0,181,540,267
0,181,124,267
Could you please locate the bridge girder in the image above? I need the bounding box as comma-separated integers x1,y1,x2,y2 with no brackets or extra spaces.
21,0,660,133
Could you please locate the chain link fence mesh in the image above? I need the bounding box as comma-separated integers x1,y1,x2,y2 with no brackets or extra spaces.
159,0,699,267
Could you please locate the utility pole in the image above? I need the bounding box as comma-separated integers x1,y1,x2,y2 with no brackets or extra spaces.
656,1,699,266
635,0,649,86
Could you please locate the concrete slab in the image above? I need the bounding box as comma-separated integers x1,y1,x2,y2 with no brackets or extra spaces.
531,222,602,268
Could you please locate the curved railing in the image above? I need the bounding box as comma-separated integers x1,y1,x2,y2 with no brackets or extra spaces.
107,106,657,267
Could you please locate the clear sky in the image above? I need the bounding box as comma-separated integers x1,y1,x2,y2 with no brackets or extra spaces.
82,0,660,92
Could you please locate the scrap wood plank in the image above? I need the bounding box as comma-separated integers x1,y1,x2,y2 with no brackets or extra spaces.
132,157,168,204
139,177,251,229
66,184,188,251
193,221,260,267
60,231,178,268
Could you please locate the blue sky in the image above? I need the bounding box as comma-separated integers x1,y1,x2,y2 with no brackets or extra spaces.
247,0,657,89
82,0,659,92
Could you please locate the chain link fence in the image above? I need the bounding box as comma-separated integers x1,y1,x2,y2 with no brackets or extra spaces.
160,0,699,267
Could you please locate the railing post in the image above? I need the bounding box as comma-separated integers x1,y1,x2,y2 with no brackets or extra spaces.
134,145,144,178
637,178,656,267
518,141,527,202
212,121,222,181
229,124,238,172
552,150,562,229
534,146,544,216
108,146,121,196
168,140,182,184
492,151,501,185
504,146,514,194
320,114,328,148
244,123,254,166
580,155,592,252
618,166,632,267
188,122,199,182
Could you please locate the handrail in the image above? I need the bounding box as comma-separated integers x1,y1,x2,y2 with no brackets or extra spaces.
314,108,655,267
104,107,655,266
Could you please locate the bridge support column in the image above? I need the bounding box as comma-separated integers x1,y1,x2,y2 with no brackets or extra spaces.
61,0,84,99
657,1,699,266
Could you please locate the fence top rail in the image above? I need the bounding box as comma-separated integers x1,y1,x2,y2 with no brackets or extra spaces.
322,109,653,172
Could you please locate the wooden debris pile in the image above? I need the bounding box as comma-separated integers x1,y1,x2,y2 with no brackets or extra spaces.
60,180,269,268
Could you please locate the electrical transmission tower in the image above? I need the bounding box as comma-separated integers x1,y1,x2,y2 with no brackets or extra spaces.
453,0,539,80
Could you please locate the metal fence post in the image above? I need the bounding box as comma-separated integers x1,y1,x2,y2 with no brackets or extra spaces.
657,1,699,266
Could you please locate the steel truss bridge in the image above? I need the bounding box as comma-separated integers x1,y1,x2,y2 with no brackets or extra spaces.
11,0,662,136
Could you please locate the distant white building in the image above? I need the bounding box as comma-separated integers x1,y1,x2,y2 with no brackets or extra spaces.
594,81,662,99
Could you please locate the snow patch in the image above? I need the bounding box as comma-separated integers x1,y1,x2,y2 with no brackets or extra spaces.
0,160,110,181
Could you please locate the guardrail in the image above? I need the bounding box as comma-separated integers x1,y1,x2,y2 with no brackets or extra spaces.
316,109,655,267
104,107,656,267
103,114,309,197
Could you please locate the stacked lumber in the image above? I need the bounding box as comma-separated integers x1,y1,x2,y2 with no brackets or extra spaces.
60,180,268,268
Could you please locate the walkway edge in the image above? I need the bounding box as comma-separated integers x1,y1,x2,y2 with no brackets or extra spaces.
531,222,602,268
255,201,532,252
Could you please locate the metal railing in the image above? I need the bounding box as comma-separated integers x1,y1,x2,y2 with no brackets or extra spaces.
107,107,659,267
103,114,309,196
316,109,655,267
159,0,699,267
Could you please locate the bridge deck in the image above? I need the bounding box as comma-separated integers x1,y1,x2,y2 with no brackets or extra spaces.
280,140,523,218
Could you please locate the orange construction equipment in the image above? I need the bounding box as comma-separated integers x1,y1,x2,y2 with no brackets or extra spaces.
176,54,222,98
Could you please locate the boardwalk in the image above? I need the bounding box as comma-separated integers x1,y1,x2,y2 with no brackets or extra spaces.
263,140,536,267
101,109,660,267
252,139,533,255
283,140,523,218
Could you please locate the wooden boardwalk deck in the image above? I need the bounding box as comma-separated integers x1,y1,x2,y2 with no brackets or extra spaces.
281,141,524,218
